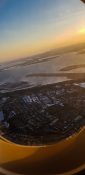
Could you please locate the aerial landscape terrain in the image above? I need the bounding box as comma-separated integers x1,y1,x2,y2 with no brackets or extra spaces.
0,42,85,145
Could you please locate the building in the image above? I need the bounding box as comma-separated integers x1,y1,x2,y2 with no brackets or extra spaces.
0,111,4,122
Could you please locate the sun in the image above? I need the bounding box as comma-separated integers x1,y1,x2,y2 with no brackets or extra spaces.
78,28,85,34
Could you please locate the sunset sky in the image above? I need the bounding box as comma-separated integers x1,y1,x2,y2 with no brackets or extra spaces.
0,0,85,62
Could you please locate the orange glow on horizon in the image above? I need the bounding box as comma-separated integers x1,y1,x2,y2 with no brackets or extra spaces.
78,28,85,34
0,28,85,62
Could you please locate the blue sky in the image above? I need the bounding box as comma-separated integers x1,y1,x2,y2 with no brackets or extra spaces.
0,0,85,62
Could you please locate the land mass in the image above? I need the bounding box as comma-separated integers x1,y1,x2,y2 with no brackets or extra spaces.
0,79,85,145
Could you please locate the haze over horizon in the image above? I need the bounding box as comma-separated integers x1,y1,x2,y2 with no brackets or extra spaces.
0,0,85,62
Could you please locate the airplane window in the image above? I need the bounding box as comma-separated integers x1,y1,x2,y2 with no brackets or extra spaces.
0,0,85,174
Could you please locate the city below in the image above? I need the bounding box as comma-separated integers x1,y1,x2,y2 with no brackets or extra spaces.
0,78,85,145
